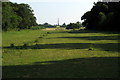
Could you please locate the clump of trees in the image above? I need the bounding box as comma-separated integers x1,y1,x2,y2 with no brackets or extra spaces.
81,2,120,31
66,22,82,29
43,22,55,28
2,2,37,31
61,23,67,27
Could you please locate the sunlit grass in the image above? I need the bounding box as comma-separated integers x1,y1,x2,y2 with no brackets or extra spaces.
2,29,120,78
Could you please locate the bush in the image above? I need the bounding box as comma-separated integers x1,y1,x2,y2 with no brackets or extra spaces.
66,22,82,29
10,43,14,47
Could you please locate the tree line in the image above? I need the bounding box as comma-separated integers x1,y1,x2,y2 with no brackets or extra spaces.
2,2,37,31
81,2,120,31
66,22,82,29
2,1,120,31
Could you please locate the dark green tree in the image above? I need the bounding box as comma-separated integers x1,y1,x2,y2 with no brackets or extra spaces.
81,2,120,31
61,23,66,27
66,22,82,29
15,3,37,29
2,2,22,31
2,2,37,31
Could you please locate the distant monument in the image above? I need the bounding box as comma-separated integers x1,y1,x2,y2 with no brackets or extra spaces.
58,18,59,26
56,18,60,28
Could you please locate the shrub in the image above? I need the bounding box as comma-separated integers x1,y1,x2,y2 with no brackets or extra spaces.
23,43,29,49
10,43,14,47
34,40,39,43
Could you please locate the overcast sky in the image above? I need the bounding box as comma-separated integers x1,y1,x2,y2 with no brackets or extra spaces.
10,0,98,25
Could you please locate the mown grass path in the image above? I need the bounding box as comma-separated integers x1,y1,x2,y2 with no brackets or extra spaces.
2,29,120,78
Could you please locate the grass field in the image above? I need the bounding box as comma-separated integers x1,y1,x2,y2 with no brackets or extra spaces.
2,28,120,78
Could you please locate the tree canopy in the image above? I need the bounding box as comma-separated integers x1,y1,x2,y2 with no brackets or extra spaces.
2,2,37,31
66,22,82,29
81,2,120,31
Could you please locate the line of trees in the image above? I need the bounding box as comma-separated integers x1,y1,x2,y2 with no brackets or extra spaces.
2,1,120,31
66,22,82,29
2,2,37,31
81,2,120,31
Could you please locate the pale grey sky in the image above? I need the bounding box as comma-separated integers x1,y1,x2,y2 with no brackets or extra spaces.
10,0,98,25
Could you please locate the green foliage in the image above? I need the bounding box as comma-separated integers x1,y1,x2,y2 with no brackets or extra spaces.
98,12,107,27
10,43,14,47
66,22,82,29
17,3,37,29
61,23,67,27
81,2,120,31
2,2,22,31
43,23,55,28
2,2,37,31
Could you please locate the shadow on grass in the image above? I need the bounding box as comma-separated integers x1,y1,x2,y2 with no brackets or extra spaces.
3,43,119,52
2,57,119,78
48,31,69,34
56,36,119,40
3,43,90,49
68,30,120,34
68,30,96,33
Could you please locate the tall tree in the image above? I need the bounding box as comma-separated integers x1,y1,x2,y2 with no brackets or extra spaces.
2,2,22,31
14,3,37,29
61,23,66,27
81,2,120,31
2,2,37,31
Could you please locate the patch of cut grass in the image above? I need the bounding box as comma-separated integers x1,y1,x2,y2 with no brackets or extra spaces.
2,29,120,78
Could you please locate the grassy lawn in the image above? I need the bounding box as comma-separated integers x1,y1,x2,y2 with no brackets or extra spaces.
2,29,120,78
